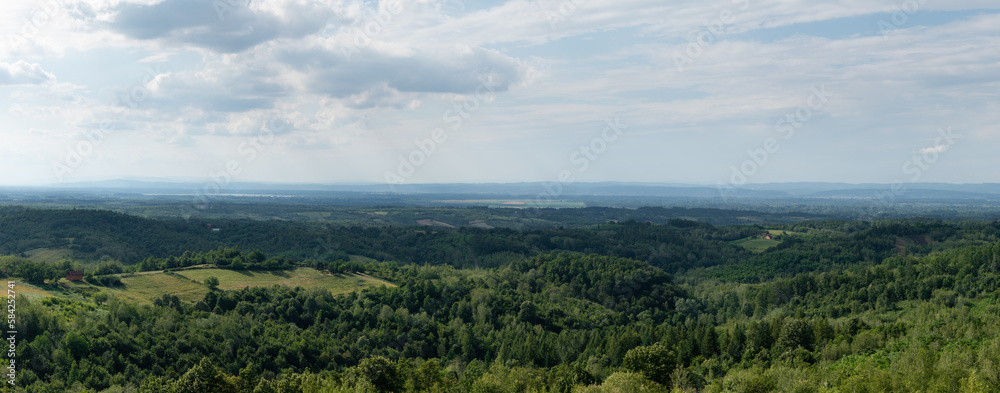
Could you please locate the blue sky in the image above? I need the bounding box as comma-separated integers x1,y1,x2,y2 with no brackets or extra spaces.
1,0,998,186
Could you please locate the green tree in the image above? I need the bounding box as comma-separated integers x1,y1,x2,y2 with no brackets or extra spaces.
358,356,402,392
776,319,815,352
413,359,444,391
93,292,109,305
171,358,239,393
622,343,676,386
205,276,220,291
518,301,539,324
578,372,666,393
64,331,89,360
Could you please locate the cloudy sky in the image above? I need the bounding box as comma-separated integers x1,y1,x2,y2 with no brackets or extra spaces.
1,0,998,186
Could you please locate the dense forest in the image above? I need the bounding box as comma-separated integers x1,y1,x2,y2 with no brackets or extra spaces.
1,207,1000,392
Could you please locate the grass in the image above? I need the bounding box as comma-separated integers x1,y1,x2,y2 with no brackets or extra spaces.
766,229,805,236
176,268,394,293
106,268,393,304
732,237,782,252
24,248,72,263
8,281,57,300
435,199,586,208
110,272,209,303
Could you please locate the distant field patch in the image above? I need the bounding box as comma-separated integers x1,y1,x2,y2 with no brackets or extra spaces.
766,229,805,236
177,268,393,294
111,268,393,304
25,248,71,263
113,272,208,303
416,219,456,228
469,220,494,229
731,237,782,252
293,211,331,219
437,199,586,208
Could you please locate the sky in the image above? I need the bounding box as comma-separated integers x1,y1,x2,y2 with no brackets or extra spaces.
0,0,998,187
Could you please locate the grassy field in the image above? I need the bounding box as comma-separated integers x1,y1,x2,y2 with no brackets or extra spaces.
766,229,806,236
731,237,782,252
24,248,72,263
103,268,394,304
435,199,587,208
10,281,57,300
176,268,393,293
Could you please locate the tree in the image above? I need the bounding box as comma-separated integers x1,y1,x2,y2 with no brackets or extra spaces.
248,250,267,264
358,356,402,392
413,359,444,391
204,276,220,291
622,343,676,386
584,372,666,392
64,331,89,360
171,358,239,393
518,301,539,324
776,319,815,352
93,292,109,305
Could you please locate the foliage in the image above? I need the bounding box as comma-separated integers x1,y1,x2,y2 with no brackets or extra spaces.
2,209,1000,393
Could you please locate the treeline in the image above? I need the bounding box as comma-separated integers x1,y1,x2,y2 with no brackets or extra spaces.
0,257,124,287
0,247,357,287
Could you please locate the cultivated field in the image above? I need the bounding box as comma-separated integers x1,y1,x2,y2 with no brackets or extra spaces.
25,248,72,263
731,237,782,252
103,268,393,303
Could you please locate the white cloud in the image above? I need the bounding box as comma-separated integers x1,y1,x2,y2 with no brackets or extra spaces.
0,61,55,85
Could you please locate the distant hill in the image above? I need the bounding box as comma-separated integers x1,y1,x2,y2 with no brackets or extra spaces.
0,207,220,263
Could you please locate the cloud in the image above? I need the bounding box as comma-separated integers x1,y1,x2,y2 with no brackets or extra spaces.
0,61,55,85
138,58,288,114
281,44,530,103
109,0,335,52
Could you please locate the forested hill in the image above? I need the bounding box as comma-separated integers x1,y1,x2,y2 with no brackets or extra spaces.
0,208,218,262
5,206,1000,391
8,238,1000,391
1,207,757,270
4,208,1000,281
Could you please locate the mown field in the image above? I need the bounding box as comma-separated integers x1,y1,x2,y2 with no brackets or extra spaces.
12,268,394,304
731,237,782,252
25,247,72,263
435,199,587,208
115,268,393,303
